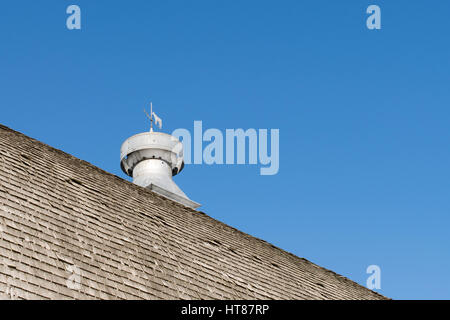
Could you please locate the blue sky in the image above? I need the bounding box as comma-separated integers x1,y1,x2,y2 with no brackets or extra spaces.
1,1,449,299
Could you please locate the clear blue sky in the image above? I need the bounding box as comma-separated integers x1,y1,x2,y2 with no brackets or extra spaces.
1,1,449,299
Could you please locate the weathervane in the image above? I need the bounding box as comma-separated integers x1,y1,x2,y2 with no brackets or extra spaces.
144,102,162,132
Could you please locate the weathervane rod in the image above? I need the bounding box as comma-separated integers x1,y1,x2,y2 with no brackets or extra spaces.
143,103,153,132
150,102,153,132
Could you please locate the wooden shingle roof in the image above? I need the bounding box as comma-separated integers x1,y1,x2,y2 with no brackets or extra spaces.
0,124,387,300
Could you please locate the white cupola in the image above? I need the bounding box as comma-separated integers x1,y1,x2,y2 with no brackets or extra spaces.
120,104,200,209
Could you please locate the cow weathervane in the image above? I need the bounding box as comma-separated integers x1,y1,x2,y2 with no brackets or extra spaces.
144,102,162,132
